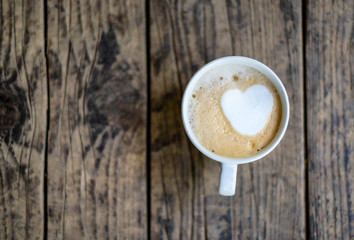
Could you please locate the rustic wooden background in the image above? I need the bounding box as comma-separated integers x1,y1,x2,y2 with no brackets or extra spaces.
0,0,352,239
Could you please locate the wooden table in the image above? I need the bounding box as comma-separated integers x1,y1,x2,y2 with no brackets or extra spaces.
0,0,352,239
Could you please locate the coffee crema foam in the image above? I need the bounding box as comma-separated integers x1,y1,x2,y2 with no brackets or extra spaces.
187,64,282,158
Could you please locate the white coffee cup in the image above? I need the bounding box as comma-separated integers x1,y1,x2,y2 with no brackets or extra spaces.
182,56,290,196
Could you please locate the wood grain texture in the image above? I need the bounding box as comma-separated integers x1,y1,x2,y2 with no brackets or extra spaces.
1,1,351,239
0,0,47,239
46,0,146,239
306,0,353,239
149,0,305,239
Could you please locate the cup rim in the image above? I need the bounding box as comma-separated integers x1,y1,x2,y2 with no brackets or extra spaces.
181,56,290,165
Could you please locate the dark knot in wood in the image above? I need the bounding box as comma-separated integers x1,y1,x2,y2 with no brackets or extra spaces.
0,89,20,130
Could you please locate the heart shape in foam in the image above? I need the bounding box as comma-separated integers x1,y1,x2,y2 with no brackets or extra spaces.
221,84,274,136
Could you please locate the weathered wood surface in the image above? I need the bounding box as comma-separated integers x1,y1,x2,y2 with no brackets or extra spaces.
46,0,146,239
306,0,353,239
150,0,305,239
1,0,353,239
0,0,47,239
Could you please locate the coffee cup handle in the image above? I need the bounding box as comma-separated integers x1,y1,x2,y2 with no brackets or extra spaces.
219,163,238,196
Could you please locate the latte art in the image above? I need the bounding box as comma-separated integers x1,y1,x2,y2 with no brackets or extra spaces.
187,64,282,158
221,85,274,136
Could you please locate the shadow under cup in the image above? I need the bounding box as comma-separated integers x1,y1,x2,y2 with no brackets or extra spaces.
181,56,290,196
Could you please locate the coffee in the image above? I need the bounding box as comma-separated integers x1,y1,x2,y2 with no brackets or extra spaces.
187,64,282,158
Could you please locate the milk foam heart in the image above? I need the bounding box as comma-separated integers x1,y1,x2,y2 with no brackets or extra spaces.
221,85,274,135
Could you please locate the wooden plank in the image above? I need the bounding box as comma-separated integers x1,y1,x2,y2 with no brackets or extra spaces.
306,0,353,239
0,0,46,239
149,0,305,239
46,0,147,239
